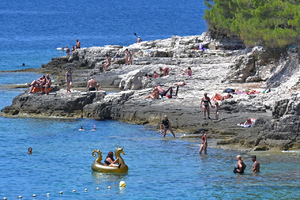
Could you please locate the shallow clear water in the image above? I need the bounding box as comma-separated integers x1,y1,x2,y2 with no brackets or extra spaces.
0,117,299,199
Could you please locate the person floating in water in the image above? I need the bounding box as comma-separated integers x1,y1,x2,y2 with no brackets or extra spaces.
160,115,175,137
199,129,207,154
234,155,247,174
251,155,260,173
92,125,97,131
28,147,32,154
104,151,119,167
79,125,84,131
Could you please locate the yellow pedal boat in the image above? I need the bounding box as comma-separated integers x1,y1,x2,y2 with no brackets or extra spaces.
91,147,129,173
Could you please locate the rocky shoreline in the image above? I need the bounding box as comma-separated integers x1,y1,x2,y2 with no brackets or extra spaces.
1,32,300,151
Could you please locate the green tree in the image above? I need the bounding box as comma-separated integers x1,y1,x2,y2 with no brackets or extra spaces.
204,0,300,49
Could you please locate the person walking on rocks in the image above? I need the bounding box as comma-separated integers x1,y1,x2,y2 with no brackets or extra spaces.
65,46,70,56
65,68,73,94
251,155,260,173
160,115,175,137
199,129,207,154
200,93,212,119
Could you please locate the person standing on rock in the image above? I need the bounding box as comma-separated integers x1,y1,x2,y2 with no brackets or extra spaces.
44,74,51,95
137,36,141,43
199,129,207,154
86,77,98,92
160,115,175,137
65,68,72,94
75,39,81,49
251,155,260,173
125,49,132,65
65,46,70,56
200,93,212,119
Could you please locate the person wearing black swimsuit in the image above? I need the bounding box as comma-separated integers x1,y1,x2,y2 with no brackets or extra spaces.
233,155,247,174
104,151,119,167
160,115,175,137
200,93,212,119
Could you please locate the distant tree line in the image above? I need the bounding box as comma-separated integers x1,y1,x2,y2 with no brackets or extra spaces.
203,0,300,50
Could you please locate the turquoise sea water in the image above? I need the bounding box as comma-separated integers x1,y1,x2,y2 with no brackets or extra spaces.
0,0,300,199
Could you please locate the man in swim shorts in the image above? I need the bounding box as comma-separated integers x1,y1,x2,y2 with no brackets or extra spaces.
28,75,46,93
75,39,81,49
86,77,98,92
160,115,175,137
251,155,260,173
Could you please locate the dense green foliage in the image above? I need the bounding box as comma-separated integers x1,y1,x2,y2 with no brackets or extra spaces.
203,0,300,49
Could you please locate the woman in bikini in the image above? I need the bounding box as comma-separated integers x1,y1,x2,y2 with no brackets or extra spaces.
199,129,207,154
65,68,72,94
200,93,212,119
104,152,119,167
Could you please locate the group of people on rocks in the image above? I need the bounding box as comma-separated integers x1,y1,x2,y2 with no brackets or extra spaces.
65,39,81,56
28,74,52,95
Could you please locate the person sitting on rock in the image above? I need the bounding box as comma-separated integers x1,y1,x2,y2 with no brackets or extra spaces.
157,84,173,98
28,75,46,93
143,87,159,100
103,54,111,72
182,67,192,76
104,151,119,167
71,46,75,54
86,77,99,92
44,74,52,95
153,71,159,78
159,67,170,76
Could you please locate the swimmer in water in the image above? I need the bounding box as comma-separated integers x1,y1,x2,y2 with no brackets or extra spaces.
28,147,32,154
199,129,207,154
79,125,84,131
92,125,96,131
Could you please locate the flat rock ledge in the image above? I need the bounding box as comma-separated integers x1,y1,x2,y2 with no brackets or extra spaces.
2,32,300,151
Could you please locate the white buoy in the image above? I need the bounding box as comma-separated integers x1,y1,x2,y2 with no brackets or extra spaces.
84,189,88,192
32,194,36,197
107,186,111,189
72,190,76,193
119,181,126,187
96,187,99,190
59,191,63,194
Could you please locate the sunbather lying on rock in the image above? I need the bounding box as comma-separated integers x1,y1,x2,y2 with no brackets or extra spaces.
143,87,159,100
174,80,187,86
211,93,232,101
28,75,45,93
237,118,257,127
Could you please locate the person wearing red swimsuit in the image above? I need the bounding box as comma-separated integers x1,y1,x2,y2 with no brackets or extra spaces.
199,129,207,154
